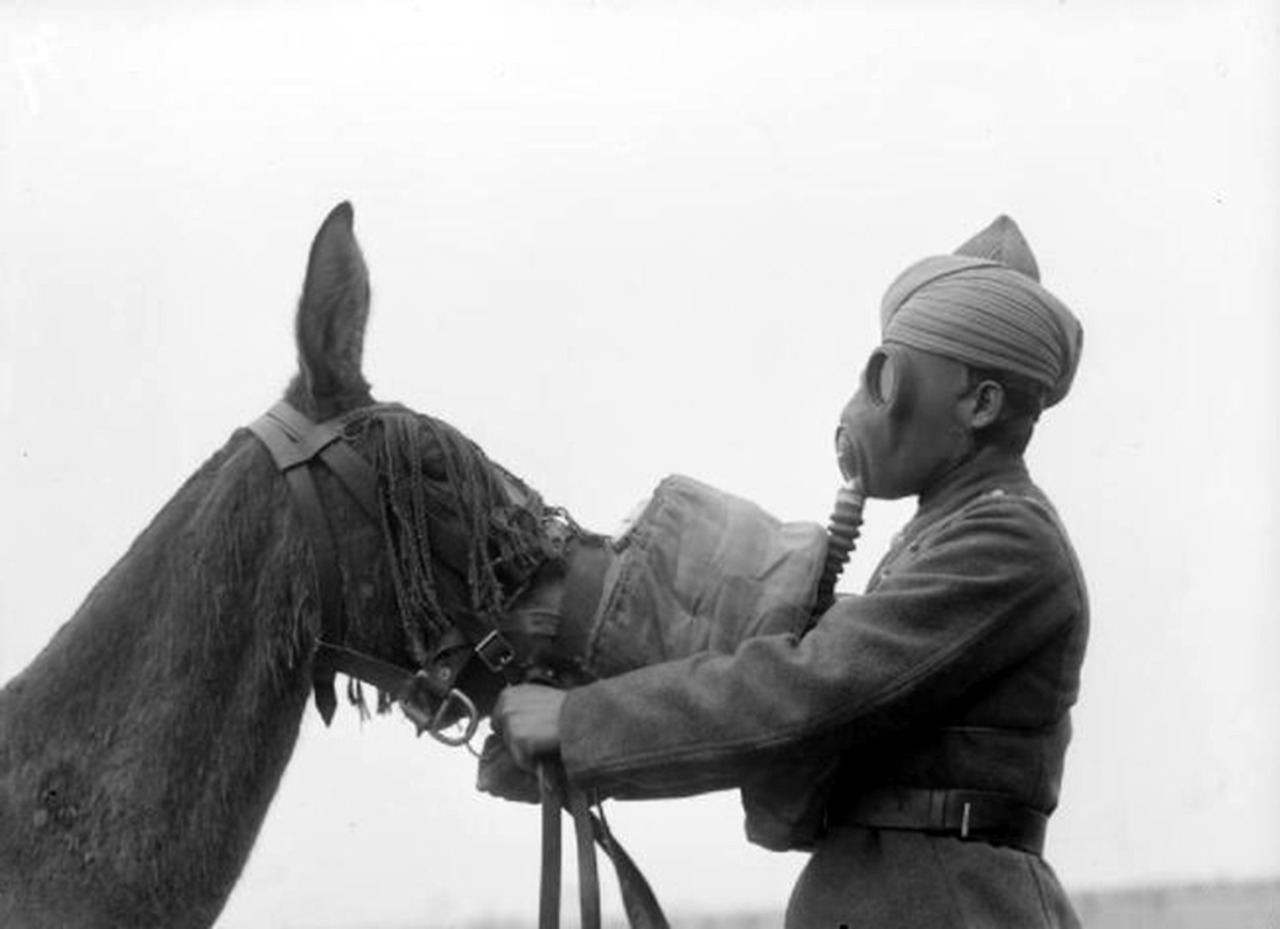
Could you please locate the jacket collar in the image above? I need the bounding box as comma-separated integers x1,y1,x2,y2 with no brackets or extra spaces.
909,450,1032,538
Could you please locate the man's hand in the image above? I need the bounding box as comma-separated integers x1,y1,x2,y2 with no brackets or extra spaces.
491,683,567,771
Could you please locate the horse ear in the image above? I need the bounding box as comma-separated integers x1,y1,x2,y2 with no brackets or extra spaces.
290,201,373,417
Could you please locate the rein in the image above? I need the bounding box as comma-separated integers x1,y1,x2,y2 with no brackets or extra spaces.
248,400,669,929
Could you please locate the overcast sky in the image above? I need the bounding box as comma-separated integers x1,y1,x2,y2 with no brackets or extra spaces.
2,2,1278,925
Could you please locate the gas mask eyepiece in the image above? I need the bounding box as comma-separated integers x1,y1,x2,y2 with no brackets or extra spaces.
861,344,913,415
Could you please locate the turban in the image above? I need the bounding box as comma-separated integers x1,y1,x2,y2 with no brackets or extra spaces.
880,215,1083,408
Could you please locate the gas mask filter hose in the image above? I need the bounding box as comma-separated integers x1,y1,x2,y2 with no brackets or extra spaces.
812,478,866,617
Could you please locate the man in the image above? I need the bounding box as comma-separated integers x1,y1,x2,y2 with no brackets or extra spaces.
494,216,1088,927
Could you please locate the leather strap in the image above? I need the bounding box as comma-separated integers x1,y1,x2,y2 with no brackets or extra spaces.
590,804,670,929
536,756,671,929
255,400,381,520
569,781,601,929
826,786,1048,856
539,763,564,929
250,403,374,723
554,540,612,662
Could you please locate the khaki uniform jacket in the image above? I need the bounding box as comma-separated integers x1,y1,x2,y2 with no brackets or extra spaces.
559,455,1089,928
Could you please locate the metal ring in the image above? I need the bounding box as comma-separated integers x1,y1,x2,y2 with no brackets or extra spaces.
426,687,480,748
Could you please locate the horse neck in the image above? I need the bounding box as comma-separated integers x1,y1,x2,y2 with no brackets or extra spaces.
0,435,317,929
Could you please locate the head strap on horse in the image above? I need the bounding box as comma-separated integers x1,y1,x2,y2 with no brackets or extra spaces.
248,399,669,929
247,400,524,742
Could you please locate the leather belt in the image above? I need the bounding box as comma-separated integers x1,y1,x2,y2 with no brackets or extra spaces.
826,787,1048,856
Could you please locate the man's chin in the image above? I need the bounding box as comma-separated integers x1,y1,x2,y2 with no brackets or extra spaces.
858,470,915,501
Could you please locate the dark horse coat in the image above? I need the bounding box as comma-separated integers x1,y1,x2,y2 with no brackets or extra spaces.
559,453,1088,928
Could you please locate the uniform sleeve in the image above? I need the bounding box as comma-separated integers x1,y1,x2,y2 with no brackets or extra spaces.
559,495,1084,796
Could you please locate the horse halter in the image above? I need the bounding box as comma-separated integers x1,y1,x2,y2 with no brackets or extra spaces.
248,400,668,929
248,399,504,745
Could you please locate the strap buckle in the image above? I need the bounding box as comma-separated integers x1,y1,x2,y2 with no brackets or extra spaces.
475,629,517,674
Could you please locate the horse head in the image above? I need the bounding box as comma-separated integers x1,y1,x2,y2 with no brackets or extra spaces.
262,201,601,734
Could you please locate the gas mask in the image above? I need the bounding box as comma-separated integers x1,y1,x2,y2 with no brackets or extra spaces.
835,343,979,501
815,345,980,611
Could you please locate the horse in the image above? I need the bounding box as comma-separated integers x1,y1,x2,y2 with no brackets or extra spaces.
0,201,597,928
0,202,839,929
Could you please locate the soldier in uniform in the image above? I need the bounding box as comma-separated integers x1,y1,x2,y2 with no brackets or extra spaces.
493,215,1088,928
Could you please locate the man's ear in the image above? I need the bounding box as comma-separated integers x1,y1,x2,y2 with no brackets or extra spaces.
966,379,1005,430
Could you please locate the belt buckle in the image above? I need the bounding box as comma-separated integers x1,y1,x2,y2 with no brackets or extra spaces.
475,629,517,673
937,790,974,840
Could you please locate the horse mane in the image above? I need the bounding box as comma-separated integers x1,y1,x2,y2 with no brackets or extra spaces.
25,432,321,707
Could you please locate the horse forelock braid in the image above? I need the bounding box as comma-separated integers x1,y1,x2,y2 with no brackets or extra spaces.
356,409,555,663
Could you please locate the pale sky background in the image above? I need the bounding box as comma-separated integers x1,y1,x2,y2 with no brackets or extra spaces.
2,2,1278,926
